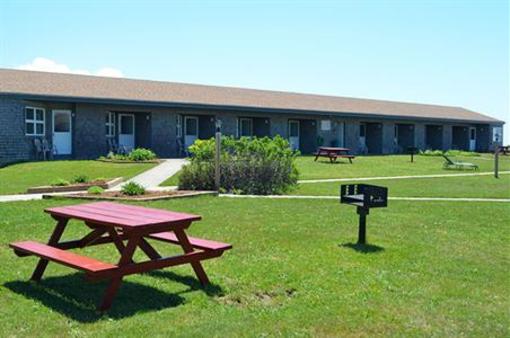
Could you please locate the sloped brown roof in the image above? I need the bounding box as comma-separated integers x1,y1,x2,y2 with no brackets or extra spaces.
0,68,502,123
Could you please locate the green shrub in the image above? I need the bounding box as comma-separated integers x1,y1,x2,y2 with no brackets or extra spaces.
100,148,157,162
128,148,157,161
179,136,299,195
419,149,444,156
87,186,104,195
121,182,145,196
419,149,480,157
446,150,480,157
72,174,89,183
50,178,70,186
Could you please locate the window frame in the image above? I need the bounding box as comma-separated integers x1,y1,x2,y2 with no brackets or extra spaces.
25,106,46,136
239,117,253,137
105,112,115,137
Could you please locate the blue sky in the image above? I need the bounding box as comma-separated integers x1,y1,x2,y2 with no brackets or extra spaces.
1,0,508,141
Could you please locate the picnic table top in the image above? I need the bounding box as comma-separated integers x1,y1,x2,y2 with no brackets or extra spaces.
45,201,201,229
318,146,350,152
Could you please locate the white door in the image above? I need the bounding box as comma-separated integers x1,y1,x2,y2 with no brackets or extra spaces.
469,127,476,151
184,116,199,148
52,110,72,155
359,123,366,148
288,120,300,151
118,114,135,151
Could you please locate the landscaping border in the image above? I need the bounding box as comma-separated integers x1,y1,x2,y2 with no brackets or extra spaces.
26,177,123,194
43,190,217,201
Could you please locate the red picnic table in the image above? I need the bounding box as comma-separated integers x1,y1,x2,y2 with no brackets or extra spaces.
9,201,232,311
314,146,355,163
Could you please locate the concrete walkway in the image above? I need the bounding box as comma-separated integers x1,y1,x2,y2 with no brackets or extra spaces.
219,194,510,203
110,158,186,190
298,171,510,184
0,159,186,202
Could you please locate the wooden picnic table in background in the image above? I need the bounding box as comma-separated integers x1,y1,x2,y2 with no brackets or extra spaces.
314,146,355,163
9,201,232,311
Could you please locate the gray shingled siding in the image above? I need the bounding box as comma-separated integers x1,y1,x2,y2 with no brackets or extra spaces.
0,97,32,165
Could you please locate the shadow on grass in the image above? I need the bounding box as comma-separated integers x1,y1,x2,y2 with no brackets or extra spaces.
316,160,351,165
340,242,385,253
4,271,223,322
147,270,225,297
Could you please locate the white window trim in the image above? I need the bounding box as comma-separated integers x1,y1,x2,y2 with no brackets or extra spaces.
25,106,46,136
239,118,253,137
106,112,115,137
176,115,183,138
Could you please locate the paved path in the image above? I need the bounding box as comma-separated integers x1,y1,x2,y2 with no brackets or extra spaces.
0,159,185,202
219,194,510,202
110,158,186,190
298,171,510,184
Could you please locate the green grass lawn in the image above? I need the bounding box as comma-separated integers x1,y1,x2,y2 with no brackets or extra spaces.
296,154,510,180
161,170,180,186
0,196,508,336
160,154,510,186
291,174,510,198
0,161,156,195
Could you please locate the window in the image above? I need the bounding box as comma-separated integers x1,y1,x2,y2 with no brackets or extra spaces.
321,120,331,131
359,124,366,137
176,115,182,138
493,127,502,143
239,118,253,137
105,112,115,137
25,107,45,136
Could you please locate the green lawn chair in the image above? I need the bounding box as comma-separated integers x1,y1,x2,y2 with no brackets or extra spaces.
441,154,478,170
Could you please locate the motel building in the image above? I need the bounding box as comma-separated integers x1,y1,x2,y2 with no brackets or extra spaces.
0,68,504,166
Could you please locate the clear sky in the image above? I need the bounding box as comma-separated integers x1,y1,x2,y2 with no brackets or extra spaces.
1,0,508,142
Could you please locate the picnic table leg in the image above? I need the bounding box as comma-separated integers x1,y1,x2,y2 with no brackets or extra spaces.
348,157,352,164
99,235,140,311
174,229,210,286
31,218,69,281
314,153,320,161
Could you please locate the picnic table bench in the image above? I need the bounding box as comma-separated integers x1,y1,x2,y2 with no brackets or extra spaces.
314,147,355,163
9,201,232,311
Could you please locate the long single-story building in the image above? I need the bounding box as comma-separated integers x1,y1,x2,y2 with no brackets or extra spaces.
0,68,504,166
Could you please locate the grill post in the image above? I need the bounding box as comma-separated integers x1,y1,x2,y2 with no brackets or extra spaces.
357,207,368,244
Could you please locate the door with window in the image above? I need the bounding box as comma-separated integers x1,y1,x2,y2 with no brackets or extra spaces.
184,116,199,148
118,114,135,151
52,110,72,155
359,123,367,148
288,120,300,151
469,127,476,151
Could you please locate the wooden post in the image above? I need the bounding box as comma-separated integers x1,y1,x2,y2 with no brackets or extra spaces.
495,145,499,179
215,120,222,190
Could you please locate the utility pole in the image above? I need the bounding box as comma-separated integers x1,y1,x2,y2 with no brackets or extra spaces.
215,119,222,190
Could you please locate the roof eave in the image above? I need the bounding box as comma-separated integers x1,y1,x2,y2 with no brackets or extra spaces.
1,92,504,125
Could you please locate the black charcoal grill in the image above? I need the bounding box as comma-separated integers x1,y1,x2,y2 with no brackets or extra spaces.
340,184,388,244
